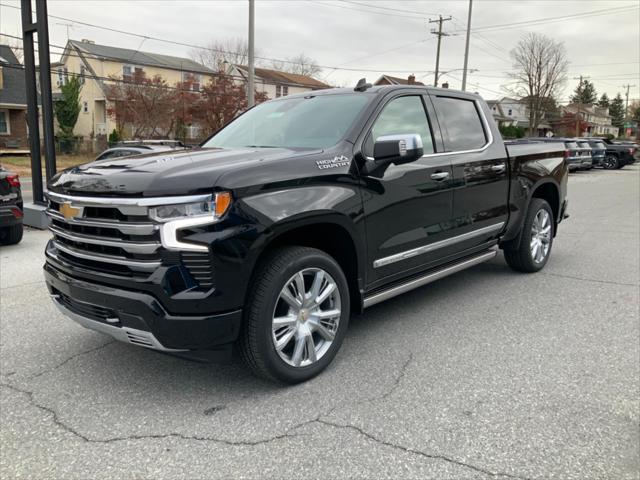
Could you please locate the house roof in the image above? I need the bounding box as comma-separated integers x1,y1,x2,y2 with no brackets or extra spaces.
234,65,330,89
66,40,215,75
0,45,27,107
374,74,425,86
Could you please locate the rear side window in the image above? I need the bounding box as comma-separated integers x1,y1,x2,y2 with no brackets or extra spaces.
578,142,590,148
433,96,487,151
366,95,435,156
594,142,605,149
564,142,578,149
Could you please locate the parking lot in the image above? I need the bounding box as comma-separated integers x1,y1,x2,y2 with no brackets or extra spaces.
1,165,638,479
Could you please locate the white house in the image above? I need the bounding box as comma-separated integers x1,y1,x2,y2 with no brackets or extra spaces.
231,65,330,99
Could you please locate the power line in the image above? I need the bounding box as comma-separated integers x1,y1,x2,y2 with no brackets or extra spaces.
452,5,639,33
336,0,441,16
308,0,432,19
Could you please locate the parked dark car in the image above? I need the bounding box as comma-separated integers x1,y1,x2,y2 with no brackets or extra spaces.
0,167,23,245
583,137,636,169
586,139,607,167
528,138,582,171
44,84,568,383
95,144,180,161
575,140,593,170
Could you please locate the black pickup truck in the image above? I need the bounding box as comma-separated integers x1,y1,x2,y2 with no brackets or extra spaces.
44,84,568,383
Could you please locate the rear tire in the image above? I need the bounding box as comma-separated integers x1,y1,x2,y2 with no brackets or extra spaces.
603,154,619,170
239,246,350,384
0,224,23,245
504,198,553,273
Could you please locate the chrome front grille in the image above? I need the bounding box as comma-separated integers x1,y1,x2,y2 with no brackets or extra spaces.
45,192,216,283
47,198,161,274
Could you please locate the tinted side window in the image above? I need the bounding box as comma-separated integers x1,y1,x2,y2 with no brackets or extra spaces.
97,150,121,160
366,95,434,157
433,97,487,151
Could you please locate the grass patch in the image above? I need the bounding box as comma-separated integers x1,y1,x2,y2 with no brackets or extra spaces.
0,154,93,177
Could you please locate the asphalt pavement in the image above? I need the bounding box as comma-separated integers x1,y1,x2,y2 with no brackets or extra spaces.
1,165,639,479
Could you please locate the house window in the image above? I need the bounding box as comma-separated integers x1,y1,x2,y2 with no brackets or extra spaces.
275,85,289,98
0,110,9,134
82,101,89,114
123,65,144,82
181,72,201,91
57,67,68,86
80,65,86,84
508,108,513,116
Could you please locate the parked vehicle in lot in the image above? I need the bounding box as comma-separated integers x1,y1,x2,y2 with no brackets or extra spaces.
586,139,607,167
575,140,593,170
0,167,23,245
95,143,183,161
44,84,569,383
528,138,582,171
583,137,636,169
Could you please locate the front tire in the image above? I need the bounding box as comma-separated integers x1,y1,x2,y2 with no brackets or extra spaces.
504,198,554,273
603,154,619,170
239,246,350,383
0,224,23,245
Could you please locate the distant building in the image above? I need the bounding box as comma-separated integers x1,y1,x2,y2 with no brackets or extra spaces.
0,45,28,149
374,74,424,86
560,103,619,137
487,97,552,136
51,39,216,141
231,65,330,99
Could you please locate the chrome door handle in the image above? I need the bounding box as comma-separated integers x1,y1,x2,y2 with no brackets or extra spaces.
491,164,506,173
430,171,450,180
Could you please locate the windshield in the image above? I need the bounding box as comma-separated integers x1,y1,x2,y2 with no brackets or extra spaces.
203,94,371,150
578,142,591,148
565,141,578,149
593,142,605,149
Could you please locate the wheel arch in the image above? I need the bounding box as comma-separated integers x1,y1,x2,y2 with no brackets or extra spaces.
248,214,365,313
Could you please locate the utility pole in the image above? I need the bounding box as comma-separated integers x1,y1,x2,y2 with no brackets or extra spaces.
247,0,255,107
622,83,636,118
429,15,452,87
461,0,473,91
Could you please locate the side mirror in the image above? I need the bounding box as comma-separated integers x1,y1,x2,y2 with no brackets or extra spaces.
373,134,424,165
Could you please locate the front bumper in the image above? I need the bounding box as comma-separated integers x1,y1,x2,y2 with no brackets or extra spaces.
44,263,242,352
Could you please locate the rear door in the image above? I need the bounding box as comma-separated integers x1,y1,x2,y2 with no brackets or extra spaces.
428,92,509,253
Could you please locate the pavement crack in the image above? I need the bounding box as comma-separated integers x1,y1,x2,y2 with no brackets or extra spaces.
27,340,117,380
540,271,638,287
313,419,532,480
377,353,413,402
0,383,306,446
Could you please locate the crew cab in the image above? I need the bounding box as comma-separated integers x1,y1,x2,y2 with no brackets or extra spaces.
44,83,568,383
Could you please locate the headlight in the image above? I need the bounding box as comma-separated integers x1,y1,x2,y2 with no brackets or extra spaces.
149,192,232,222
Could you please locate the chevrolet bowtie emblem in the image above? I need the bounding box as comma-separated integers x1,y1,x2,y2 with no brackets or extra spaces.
59,202,81,220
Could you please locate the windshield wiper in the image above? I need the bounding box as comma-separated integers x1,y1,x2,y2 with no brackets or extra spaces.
244,145,279,148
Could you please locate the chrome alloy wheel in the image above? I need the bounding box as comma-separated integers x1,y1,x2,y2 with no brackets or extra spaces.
530,209,551,264
271,268,341,367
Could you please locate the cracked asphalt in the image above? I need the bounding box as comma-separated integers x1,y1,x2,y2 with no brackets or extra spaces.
1,165,639,479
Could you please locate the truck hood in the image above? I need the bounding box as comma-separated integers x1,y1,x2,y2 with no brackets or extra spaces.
48,147,320,197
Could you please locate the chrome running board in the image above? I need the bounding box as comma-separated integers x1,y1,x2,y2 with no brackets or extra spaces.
363,249,497,308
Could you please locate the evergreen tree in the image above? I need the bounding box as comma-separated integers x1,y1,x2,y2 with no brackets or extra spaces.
570,78,598,105
597,93,610,109
609,93,625,127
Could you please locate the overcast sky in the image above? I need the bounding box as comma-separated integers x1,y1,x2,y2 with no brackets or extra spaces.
1,0,638,103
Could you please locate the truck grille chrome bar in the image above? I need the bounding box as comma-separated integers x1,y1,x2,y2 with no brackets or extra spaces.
51,240,161,271
49,225,161,254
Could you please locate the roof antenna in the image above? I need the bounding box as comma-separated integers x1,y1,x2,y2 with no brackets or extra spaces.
354,78,372,92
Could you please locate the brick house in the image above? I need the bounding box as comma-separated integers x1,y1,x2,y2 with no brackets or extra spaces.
0,45,28,149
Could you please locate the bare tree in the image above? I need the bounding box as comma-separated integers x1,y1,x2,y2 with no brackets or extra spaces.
189,38,258,71
270,53,322,77
509,33,568,136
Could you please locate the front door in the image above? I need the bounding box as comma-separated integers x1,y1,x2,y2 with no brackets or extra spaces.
359,93,456,289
